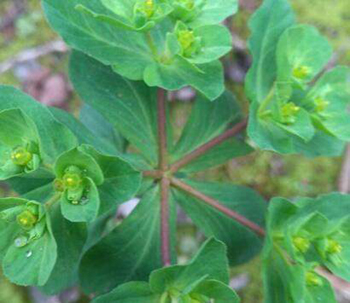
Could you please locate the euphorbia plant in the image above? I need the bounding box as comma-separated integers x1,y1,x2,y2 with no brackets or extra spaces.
0,0,349,302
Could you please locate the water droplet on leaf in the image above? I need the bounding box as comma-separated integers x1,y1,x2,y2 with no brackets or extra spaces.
14,236,28,248
26,250,32,258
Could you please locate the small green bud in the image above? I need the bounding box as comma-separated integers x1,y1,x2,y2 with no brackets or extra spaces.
293,236,310,253
16,210,38,230
314,97,329,113
306,271,323,287
281,102,300,124
11,146,32,166
292,66,310,80
176,0,195,9
178,29,195,50
63,166,83,189
326,239,342,255
136,0,155,18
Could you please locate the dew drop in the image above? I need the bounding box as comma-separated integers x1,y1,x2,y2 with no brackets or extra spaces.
80,196,89,205
14,236,28,248
26,250,32,258
71,200,79,205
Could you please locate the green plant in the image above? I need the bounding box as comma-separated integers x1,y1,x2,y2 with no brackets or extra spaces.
0,0,349,302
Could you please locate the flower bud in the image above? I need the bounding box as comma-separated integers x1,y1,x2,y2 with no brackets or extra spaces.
63,166,83,189
306,271,323,287
326,239,342,255
16,210,38,230
292,65,310,80
11,146,32,166
314,97,329,113
292,236,310,253
136,0,155,19
281,102,300,124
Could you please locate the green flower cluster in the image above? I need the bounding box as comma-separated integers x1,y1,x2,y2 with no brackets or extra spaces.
92,239,239,303
263,194,350,302
0,88,141,288
43,0,237,100
248,22,350,156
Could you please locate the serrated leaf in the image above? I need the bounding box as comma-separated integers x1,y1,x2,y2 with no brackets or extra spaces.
245,0,295,104
173,180,266,265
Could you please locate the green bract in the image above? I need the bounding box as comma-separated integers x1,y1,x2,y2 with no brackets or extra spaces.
0,198,57,286
92,238,239,303
246,0,350,156
42,0,236,100
0,109,41,180
262,193,350,302
54,145,141,222
76,0,173,32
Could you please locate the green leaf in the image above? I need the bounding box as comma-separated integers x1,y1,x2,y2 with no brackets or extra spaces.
69,51,158,165
80,104,126,154
143,56,225,101
185,0,238,28
61,177,100,223
79,145,142,214
272,108,315,141
245,0,295,103
173,180,266,265
172,91,241,161
180,138,253,173
92,282,161,303
170,24,232,65
248,100,345,156
39,204,87,294
192,280,240,303
276,25,332,99
49,106,121,155
0,86,77,163
2,204,57,286
54,147,104,185
150,238,229,293
79,187,176,294
306,66,350,141
43,1,229,100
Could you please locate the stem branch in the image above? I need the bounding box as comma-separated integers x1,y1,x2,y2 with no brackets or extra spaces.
170,177,265,237
169,119,248,173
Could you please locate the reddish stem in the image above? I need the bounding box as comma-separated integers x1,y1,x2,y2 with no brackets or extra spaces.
170,177,266,237
169,119,248,173
160,177,171,266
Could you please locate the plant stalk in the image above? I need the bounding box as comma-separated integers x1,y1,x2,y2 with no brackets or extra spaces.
170,177,266,237
160,177,171,266
169,119,248,173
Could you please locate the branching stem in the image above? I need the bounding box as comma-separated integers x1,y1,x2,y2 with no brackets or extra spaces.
170,177,266,237
157,88,171,266
169,119,248,173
